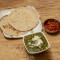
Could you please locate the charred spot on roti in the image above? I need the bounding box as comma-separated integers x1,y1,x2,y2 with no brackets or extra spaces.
3,26,6,28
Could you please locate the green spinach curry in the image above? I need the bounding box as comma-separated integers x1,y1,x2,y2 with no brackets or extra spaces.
24,32,49,53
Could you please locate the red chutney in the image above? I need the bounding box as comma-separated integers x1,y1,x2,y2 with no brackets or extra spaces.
44,19,60,31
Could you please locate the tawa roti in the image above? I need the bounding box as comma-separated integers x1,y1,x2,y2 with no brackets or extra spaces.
0,16,27,36
8,7,39,31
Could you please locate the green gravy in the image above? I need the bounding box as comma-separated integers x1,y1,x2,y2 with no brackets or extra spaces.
24,32,49,53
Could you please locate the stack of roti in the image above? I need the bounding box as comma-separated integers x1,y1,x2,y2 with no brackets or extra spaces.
0,7,40,37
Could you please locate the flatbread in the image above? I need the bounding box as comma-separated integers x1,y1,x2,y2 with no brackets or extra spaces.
0,16,27,36
8,7,39,31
